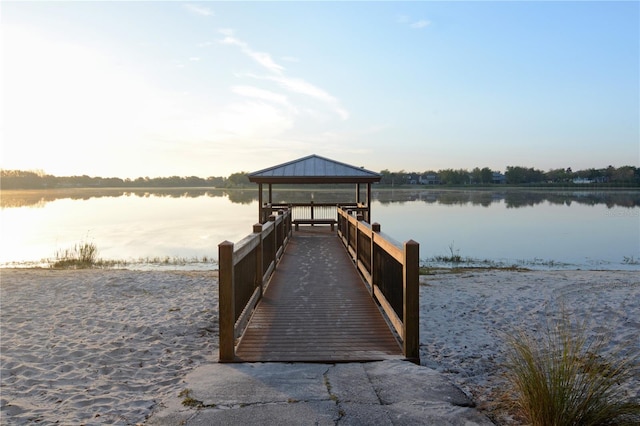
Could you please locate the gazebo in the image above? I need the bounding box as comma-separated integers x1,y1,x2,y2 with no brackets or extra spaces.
248,154,381,225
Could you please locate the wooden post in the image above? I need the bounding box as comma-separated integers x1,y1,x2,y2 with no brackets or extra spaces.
403,240,420,363
371,223,381,298
269,214,276,266
277,210,284,256
253,223,264,297
218,240,235,362
258,184,263,223
366,183,372,223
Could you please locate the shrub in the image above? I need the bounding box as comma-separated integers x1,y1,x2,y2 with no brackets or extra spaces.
504,311,639,425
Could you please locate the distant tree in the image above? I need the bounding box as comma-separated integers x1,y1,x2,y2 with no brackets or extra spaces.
612,166,636,183
546,168,570,183
479,167,493,184
438,168,469,185
226,172,250,187
379,169,404,185
471,167,482,184
505,166,545,184
207,176,226,187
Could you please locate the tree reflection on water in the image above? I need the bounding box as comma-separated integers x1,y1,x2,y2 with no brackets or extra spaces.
1,187,639,209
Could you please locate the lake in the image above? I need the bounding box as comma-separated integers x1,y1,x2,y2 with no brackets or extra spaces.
1,188,639,270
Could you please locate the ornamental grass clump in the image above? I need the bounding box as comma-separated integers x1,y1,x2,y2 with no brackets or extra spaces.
52,241,99,268
504,311,639,425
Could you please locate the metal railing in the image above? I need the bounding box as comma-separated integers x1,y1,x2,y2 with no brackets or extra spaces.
337,207,420,362
218,209,292,362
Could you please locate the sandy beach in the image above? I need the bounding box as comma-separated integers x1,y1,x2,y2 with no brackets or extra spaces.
1,268,638,424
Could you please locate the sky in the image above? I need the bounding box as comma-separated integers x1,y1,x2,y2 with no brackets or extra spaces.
1,1,639,179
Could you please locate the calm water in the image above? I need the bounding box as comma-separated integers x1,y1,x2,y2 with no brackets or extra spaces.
1,188,639,270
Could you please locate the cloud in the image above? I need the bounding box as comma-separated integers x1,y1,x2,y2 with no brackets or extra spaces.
220,30,348,120
397,14,431,29
410,20,431,29
219,30,285,75
267,76,349,120
231,85,292,108
184,4,213,17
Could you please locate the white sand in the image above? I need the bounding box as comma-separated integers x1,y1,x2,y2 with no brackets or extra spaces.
1,269,218,424
1,268,638,424
419,270,640,421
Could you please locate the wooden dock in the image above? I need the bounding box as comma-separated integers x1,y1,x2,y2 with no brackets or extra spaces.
234,227,403,362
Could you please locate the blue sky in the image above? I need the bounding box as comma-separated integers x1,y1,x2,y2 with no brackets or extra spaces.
2,1,638,178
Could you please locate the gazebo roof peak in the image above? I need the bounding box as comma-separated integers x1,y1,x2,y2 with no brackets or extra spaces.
248,154,381,184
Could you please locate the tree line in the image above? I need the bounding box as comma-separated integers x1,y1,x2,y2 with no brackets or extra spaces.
0,170,251,190
380,165,639,186
1,165,638,190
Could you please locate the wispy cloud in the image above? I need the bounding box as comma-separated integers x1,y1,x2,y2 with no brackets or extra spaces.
219,30,348,120
184,4,214,17
219,29,285,75
410,20,431,29
267,76,349,120
397,14,431,29
231,85,292,108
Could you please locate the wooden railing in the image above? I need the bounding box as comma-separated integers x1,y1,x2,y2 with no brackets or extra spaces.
264,202,368,224
337,207,420,362
218,209,292,362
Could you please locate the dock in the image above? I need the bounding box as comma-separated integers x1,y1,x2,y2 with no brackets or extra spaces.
235,228,403,362
218,154,419,364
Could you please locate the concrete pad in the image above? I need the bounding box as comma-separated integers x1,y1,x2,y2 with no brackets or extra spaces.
325,363,380,404
184,401,338,426
146,360,494,425
183,362,330,406
364,360,475,407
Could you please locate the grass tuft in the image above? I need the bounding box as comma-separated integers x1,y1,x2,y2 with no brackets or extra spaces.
52,240,99,269
504,310,639,425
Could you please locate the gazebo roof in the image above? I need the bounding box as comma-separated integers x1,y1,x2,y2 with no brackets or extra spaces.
248,154,381,184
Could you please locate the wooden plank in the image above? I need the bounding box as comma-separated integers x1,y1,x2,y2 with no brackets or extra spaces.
234,229,402,362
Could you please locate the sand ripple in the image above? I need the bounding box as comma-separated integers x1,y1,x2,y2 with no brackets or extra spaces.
1,269,218,425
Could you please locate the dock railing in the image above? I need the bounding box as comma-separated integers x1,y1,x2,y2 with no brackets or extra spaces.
337,207,420,362
218,209,292,362
264,202,369,226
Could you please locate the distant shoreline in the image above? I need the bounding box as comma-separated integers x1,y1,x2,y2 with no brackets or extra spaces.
2,184,640,192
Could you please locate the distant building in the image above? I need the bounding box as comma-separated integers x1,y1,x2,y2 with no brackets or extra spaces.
492,172,506,184
573,177,594,184
419,174,440,185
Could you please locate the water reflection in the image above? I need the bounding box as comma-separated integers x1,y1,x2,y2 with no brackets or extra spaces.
371,189,640,209
2,188,639,209
1,187,638,269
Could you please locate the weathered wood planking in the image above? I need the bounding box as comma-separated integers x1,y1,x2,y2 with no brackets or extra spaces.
234,227,403,362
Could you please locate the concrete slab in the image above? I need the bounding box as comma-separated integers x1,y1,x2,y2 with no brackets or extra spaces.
146,360,494,425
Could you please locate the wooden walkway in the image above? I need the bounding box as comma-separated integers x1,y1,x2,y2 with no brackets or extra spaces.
234,227,403,362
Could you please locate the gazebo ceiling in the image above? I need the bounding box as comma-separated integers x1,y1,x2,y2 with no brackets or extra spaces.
248,154,381,184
